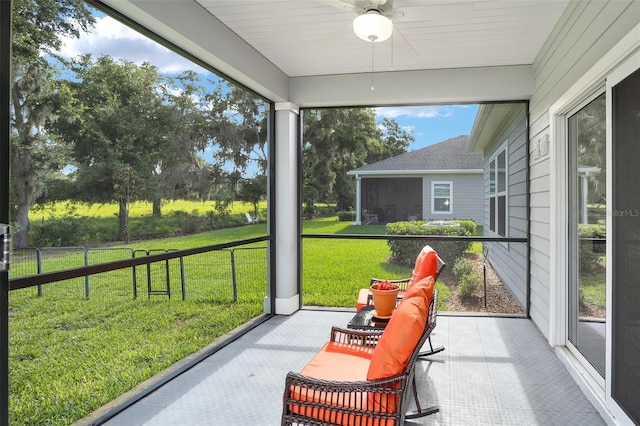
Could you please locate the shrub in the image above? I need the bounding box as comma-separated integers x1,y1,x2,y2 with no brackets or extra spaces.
457,273,481,301
30,217,95,247
337,211,356,221
578,224,606,273
303,204,337,219
386,220,476,267
452,257,474,278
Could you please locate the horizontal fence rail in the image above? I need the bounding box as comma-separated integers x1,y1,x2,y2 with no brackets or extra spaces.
9,237,270,305
9,236,269,291
302,233,528,243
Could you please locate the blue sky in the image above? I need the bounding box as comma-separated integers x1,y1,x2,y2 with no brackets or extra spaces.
376,105,478,150
59,12,478,153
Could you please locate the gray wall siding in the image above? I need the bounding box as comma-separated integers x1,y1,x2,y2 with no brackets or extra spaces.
483,104,528,309
422,174,484,226
528,0,639,339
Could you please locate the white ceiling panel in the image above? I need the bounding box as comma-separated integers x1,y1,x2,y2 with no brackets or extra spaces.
195,0,570,77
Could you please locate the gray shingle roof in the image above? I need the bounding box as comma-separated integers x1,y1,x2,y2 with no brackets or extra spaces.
349,135,482,174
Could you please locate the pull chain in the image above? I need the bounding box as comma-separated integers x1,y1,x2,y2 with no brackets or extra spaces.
371,41,375,91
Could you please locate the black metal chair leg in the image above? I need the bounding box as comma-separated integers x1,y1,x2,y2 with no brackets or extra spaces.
418,335,445,357
405,376,439,419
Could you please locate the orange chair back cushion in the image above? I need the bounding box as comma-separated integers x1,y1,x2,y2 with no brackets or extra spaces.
410,246,438,287
366,275,433,381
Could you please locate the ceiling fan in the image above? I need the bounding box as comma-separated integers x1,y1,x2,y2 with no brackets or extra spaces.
317,0,473,90
319,0,474,44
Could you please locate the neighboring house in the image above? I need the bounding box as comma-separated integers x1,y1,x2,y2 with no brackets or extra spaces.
347,135,484,226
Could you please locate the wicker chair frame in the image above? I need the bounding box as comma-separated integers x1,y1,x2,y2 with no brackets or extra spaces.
281,291,439,426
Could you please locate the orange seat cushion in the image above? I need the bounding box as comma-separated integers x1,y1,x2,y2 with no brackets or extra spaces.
290,342,395,425
409,246,438,287
288,392,395,426
299,341,373,381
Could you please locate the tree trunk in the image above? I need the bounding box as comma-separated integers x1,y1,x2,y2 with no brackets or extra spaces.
12,152,44,248
13,203,30,249
152,198,162,217
118,199,129,243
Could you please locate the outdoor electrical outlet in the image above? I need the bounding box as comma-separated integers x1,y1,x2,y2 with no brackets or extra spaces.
539,134,549,156
532,140,540,159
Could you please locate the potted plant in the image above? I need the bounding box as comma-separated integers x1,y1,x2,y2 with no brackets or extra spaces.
370,280,400,318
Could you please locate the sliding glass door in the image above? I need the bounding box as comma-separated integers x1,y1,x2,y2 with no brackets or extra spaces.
567,93,607,377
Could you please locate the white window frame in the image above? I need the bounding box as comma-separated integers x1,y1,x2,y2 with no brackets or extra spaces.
488,142,508,237
431,181,452,214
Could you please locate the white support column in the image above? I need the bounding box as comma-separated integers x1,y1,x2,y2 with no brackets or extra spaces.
270,102,300,315
355,176,362,225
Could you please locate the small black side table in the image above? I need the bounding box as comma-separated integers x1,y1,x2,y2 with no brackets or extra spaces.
347,305,445,357
347,305,390,330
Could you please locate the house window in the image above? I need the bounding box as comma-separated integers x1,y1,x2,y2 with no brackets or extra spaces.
431,182,452,214
489,146,507,236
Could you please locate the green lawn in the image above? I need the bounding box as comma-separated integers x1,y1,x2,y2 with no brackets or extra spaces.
9,216,454,425
580,265,606,311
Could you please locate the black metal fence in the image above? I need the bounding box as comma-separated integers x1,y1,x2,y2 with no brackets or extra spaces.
9,245,268,304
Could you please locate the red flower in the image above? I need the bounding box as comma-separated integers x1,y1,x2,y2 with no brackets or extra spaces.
377,280,395,290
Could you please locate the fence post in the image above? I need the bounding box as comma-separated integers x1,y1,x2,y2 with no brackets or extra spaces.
164,255,171,299
230,249,238,302
36,248,42,297
83,247,89,299
146,250,152,298
179,256,185,301
131,250,137,300
483,247,489,309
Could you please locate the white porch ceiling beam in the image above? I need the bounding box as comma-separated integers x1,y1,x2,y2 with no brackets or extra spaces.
290,65,533,108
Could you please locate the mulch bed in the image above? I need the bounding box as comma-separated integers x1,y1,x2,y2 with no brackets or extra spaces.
440,252,525,315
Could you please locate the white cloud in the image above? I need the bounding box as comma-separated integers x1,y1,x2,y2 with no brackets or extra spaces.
59,15,209,75
375,105,456,119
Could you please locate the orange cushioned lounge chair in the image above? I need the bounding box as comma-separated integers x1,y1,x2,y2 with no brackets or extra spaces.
282,277,439,426
355,245,446,356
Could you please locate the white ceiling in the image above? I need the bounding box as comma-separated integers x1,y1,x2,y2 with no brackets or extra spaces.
194,0,571,78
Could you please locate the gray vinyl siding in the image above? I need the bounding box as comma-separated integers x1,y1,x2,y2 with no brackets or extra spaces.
422,174,483,226
483,104,528,310
528,0,639,339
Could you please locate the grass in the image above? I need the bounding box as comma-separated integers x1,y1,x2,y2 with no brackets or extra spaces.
10,296,262,425
301,217,450,309
27,199,273,246
10,215,456,424
10,220,270,424
580,264,606,311
30,199,267,221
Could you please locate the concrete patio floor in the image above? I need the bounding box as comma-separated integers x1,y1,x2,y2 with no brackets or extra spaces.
99,309,606,425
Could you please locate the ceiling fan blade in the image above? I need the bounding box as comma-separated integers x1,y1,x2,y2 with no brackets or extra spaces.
322,21,355,44
392,27,417,58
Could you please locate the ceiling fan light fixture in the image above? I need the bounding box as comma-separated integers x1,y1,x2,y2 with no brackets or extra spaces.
353,10,393,42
